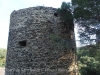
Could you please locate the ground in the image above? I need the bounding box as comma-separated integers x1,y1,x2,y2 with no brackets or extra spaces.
0,68,5,75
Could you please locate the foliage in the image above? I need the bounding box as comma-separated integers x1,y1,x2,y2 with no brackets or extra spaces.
58,2,100,75
49,34,72,49
0,48,6,67
72,0,100,21
50,34,63,43
58,1,100,43
79,56,100,75
79,44,100,57
72,0,100,43
77,44,100,75
50,34,66,47
95,52,100,62
58,1,100,44
57,2,74,32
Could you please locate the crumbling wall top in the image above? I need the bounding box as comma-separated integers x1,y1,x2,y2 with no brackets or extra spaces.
9,6,58,30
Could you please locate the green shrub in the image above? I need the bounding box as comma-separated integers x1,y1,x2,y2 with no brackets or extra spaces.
0,48,6,67
79,56,100,75
77,44,100,75
49,34,72,49
50,34,62,43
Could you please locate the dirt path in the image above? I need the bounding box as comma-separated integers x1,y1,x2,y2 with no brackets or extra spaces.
0,68,5,75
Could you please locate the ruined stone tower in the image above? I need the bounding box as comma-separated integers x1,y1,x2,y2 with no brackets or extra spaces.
5,6,78,75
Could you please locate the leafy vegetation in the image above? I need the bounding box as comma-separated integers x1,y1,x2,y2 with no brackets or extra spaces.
50,34,63,43
57,2,74,33
0,48,6,67
72,0,100,43
77,44,100,75
50,34,74,49
57,1,100,44
57,1,100,75
50,34,67,47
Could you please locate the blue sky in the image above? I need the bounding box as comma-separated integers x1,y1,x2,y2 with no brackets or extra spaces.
0,0,71,48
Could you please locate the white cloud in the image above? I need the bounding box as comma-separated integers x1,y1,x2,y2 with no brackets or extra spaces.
0,30,8,48
0,21,9,48
42,0,71,8
19,0,43,7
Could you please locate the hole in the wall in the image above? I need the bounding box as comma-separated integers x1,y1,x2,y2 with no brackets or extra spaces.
19,40,26,47
72,48,74,51
54,12,58,17
50,28,54,33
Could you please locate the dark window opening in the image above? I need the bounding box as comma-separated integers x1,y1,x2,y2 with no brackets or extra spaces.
54,12,58,17
50,28,53,33
72,48,74,51
19,40,26,46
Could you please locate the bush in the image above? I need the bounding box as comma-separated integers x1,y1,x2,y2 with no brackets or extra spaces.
78,56,100,75
50,34,62,43
0,48,6,67
49,34,71,48
77,44,100,75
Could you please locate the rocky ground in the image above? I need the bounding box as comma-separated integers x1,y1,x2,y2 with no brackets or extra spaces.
0,68,5,75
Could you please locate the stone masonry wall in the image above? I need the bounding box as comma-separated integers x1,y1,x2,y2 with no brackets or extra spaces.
5,6,77,75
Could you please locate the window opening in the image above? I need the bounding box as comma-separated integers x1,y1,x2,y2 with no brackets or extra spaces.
54,12,58,17
19,40,26,46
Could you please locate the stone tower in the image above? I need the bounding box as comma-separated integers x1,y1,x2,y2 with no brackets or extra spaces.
5,6,78,75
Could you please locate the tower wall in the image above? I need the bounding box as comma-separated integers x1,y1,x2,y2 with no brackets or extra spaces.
6,6,77,75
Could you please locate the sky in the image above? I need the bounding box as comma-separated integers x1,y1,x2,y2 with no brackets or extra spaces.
0,0,71,48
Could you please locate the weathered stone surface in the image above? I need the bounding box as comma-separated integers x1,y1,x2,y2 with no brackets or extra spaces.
5,6,78,75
